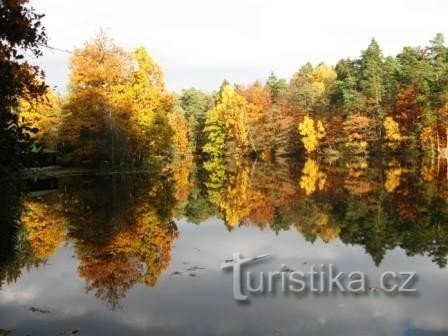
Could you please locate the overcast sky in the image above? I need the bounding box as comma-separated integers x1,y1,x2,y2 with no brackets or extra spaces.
33,0,448,93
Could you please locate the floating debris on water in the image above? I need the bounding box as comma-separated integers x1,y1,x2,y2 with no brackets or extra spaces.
281,264,294,272
30,306,50,314
186,266,206,271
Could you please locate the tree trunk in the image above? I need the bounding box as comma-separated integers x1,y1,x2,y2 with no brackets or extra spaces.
445,127,448,157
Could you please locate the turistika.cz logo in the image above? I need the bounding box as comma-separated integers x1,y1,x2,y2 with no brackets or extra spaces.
221,253,418,302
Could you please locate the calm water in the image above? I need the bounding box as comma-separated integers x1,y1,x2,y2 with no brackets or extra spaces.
1,157,448,335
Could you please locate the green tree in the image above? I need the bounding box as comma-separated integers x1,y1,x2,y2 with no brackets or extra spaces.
179,88,211,152
265,72,287,103
360,39,385,106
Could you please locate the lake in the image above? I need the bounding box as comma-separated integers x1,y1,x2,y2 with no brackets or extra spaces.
1,156,448,335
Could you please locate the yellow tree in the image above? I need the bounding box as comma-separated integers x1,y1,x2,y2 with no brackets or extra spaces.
129,46,172,127
298,115,326,154
237,81,272,154
19,89,62,150
21,196,66,260
125,46,174,161
60,32,134,165
289,63,337,112
206,162,266,229
383,116,404,148
168,112,192,155
384,167,403,193
309,64,337,106
204,85,255,156
61,34,173,166
299,158,327,195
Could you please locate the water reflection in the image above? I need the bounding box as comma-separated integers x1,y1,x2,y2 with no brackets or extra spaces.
1,157,448,333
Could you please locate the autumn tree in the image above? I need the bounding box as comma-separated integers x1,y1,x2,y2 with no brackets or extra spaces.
60,34,173,166
298,115,326,154
342,115,376,155
203,85,256,156
60,32,133,165
21,195,66,260
168,110,192,155
128,46,173,160
299,159,326,195
0,0,48,172
18,88,61,150
289,63,337,113
237,81,273,155
383,116,404,149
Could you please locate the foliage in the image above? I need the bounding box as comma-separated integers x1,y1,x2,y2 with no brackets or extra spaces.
0,0,48,172
298,116,326,154
60,33,174,167
383,116,404,148
203,85,256,156
18,89,62,150
299,159,326,195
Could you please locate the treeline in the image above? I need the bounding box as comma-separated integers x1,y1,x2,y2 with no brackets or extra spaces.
4,0,448,170
20,33,448,167
193,34,448,159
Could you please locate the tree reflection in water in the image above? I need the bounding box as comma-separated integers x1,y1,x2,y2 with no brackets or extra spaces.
2,156,448,308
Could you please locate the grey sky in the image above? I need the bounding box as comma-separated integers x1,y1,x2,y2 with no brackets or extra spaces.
33,0,448,93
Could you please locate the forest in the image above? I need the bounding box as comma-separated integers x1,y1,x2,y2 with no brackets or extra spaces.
3,2,448,173
9,32,448,167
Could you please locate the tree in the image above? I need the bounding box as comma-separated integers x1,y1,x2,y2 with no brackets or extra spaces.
360,38,385,106
179,88,212,152
383,116,404,148
128,46,173,161
299,159,326,195
237,81,272,154
428,33,448,108
21,195,65,260
0,0,48,172
331,58,364,115
298,115,326,154
360,39,385,137
202,106,227,157
265,72,287,103
342,115,376,154
60,34,173,166
168,110,192,155
129,46,172,127
60,32,132,165
203,85,255,156
18,89,61,150
289,63,337,113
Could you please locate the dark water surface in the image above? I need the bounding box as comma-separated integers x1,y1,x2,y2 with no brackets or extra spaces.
1,158,448,335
